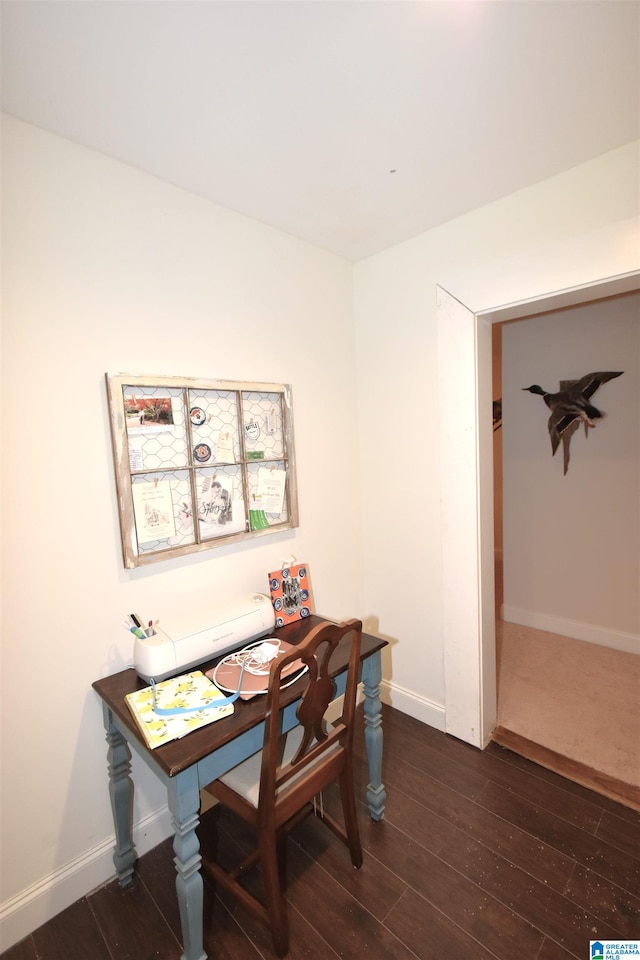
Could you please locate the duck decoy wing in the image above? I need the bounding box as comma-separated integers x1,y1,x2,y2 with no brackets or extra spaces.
561,421,580,475
547,408,579,454
570,371,623,400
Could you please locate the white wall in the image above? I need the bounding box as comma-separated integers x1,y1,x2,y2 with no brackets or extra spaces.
2,114,639,950
0,115,361,946
353,141,639,730
502,293,639,651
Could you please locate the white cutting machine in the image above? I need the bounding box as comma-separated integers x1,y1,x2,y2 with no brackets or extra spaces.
133,593,276,682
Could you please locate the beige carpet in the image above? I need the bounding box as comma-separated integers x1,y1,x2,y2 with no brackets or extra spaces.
495,619,640,809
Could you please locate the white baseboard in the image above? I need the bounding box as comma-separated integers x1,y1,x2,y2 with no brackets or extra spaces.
0,806,174,953
380,678,446,731
502,605,640,655
1,679,445,953
348,680,445,732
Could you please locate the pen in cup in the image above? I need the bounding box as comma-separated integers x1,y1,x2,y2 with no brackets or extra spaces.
125,614,156,638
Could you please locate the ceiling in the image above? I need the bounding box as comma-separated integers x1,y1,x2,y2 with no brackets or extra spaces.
2,1,639,261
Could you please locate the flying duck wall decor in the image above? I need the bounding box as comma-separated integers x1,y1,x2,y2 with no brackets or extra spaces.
522,370,623,475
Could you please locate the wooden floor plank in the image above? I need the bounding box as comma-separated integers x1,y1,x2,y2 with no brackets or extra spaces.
2,705,639,960
563,863,640,939
485,740,640,825
356,719,490,802
0,937,36,960
358,812,545,960
382,764,576,893
596,808,640,856
440,829,619,956
201,882,274,960
538,937,581,960
201,808,344,960
135,837,183,941
28,898,111,960
492,726,640,812
215,877,339,960
382,886,499,960
288,806,408,922
477,779,640,893
283,838,420,960
89,875,182,960
377,705,639,821
473,746,606,833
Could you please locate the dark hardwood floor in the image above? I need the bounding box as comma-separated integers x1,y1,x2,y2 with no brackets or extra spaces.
3,705,639,960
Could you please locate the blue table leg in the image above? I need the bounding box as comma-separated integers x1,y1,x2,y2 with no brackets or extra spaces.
361,650,386,821
167,770,207,960
104,705,136,885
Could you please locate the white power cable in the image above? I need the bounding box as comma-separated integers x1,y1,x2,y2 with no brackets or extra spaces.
213,637,308,695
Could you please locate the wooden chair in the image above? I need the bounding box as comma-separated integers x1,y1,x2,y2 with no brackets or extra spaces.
201,618,364,956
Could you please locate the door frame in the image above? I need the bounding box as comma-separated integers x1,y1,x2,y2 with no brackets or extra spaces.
438,258,639,749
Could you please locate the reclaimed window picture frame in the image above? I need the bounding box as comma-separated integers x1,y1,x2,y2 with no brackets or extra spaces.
106,373,299,568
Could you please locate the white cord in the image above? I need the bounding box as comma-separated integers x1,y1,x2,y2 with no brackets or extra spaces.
221,638,281,676
212,637,308,696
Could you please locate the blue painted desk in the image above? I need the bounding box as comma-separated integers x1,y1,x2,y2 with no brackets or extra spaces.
92,615,387,960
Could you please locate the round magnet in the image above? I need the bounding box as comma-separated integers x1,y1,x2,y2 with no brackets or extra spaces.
193,443,212,463
190,406,206,425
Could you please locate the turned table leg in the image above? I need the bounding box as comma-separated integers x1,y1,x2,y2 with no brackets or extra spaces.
361,650,386,821
167,769,207,960
104,706,136,885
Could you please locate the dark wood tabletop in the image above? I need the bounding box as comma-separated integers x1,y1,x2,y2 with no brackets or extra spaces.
93,615,387,778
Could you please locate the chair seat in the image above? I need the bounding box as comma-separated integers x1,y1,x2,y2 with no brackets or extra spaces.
219,722,338,807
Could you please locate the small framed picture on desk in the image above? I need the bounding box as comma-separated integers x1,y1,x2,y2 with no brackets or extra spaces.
268,562,312,627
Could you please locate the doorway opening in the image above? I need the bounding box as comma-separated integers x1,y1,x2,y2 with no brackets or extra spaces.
491,291,640,808
438,268,640,756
